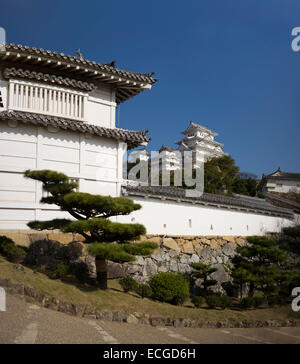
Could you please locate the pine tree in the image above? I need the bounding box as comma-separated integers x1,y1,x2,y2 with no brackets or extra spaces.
189,263,217,296
24,169,157,289
231,236,288,298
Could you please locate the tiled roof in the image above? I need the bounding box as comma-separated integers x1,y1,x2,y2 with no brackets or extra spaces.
122,184,294,218
159,145,174,153
3,67,97,92
264,170,300,181
0,44,157,104
3,44,157,84
264,192,300,213
0,110,150,149
181,121,218,136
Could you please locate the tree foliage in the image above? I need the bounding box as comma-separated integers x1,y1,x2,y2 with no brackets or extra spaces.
24,169,157,289
231,235,297,300
190,263,217,296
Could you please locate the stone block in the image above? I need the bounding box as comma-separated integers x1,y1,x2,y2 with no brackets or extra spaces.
113,311,126,322
96,310,113,321
47,233,73,245
222,236,236,244
126,314,139,324
162,238,180,252
2,232,31,248
181,241,194,254
74,304,86,317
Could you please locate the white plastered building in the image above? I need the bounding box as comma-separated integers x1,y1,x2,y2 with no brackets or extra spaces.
0,44,296,235
0,44,155,229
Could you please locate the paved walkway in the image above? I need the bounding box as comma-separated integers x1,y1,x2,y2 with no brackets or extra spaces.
0,294,300,344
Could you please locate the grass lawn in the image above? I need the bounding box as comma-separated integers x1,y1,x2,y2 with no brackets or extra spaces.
0,255,299,323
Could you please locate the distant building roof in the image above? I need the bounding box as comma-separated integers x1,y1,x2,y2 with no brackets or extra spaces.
159,145,174,153
263,167,300,181
181,121,218,137
0,110,150,149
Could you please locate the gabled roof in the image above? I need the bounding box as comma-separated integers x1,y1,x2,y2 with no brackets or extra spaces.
0,44,157,104
181,121,218,136
0,110,150,149
263,167,300,181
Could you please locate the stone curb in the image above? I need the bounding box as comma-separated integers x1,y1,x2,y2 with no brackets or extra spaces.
1,277,299,329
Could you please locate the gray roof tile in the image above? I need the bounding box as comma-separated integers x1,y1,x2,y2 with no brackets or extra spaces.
0,110,150,149
122,184,294,218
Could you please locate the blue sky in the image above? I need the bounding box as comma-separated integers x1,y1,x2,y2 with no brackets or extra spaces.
1,0,299,177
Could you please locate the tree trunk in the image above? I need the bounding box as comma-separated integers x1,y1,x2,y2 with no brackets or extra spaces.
95,256,108,290
248,282,255,297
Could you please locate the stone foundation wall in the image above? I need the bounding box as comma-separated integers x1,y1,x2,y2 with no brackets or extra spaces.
0,230,82,247
1,230,248,292
110,235,247,288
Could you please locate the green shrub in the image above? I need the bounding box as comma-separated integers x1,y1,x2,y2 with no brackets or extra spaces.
0,236,26,262
219,295,233,309
122,242,158,256
206,295,221,309
119,276,138,293
282,225,300,238
70,262,90,283
50,264,70,279
135,284,152,298
253,296,265,308
267,295,285,307
149,273,190,305
240,297,255,309
191,296,205,308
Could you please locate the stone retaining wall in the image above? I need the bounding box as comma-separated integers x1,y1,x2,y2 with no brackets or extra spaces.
1,278,299,329
0,229,78,248
112,235,247,288
0,230,248,292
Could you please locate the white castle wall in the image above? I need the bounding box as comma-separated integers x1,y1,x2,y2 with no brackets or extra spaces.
118,196,294,236
0,121,126,229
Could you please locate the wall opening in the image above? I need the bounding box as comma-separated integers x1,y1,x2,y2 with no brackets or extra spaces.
0,91,3,108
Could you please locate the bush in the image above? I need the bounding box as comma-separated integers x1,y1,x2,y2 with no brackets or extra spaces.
267,295,286,307
149,273,190,305
240,297,255,309
206,295,221,309
282,225,300,238
70,262,90,283
219,295,233,309
0,236,26,262
135,284,152,298
191,296,205,308
50,264,70,279
122,242,158,256
119,276,138,293
253,296,265,308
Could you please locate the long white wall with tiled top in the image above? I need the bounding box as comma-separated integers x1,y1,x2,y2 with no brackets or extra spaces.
118,196,294,236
